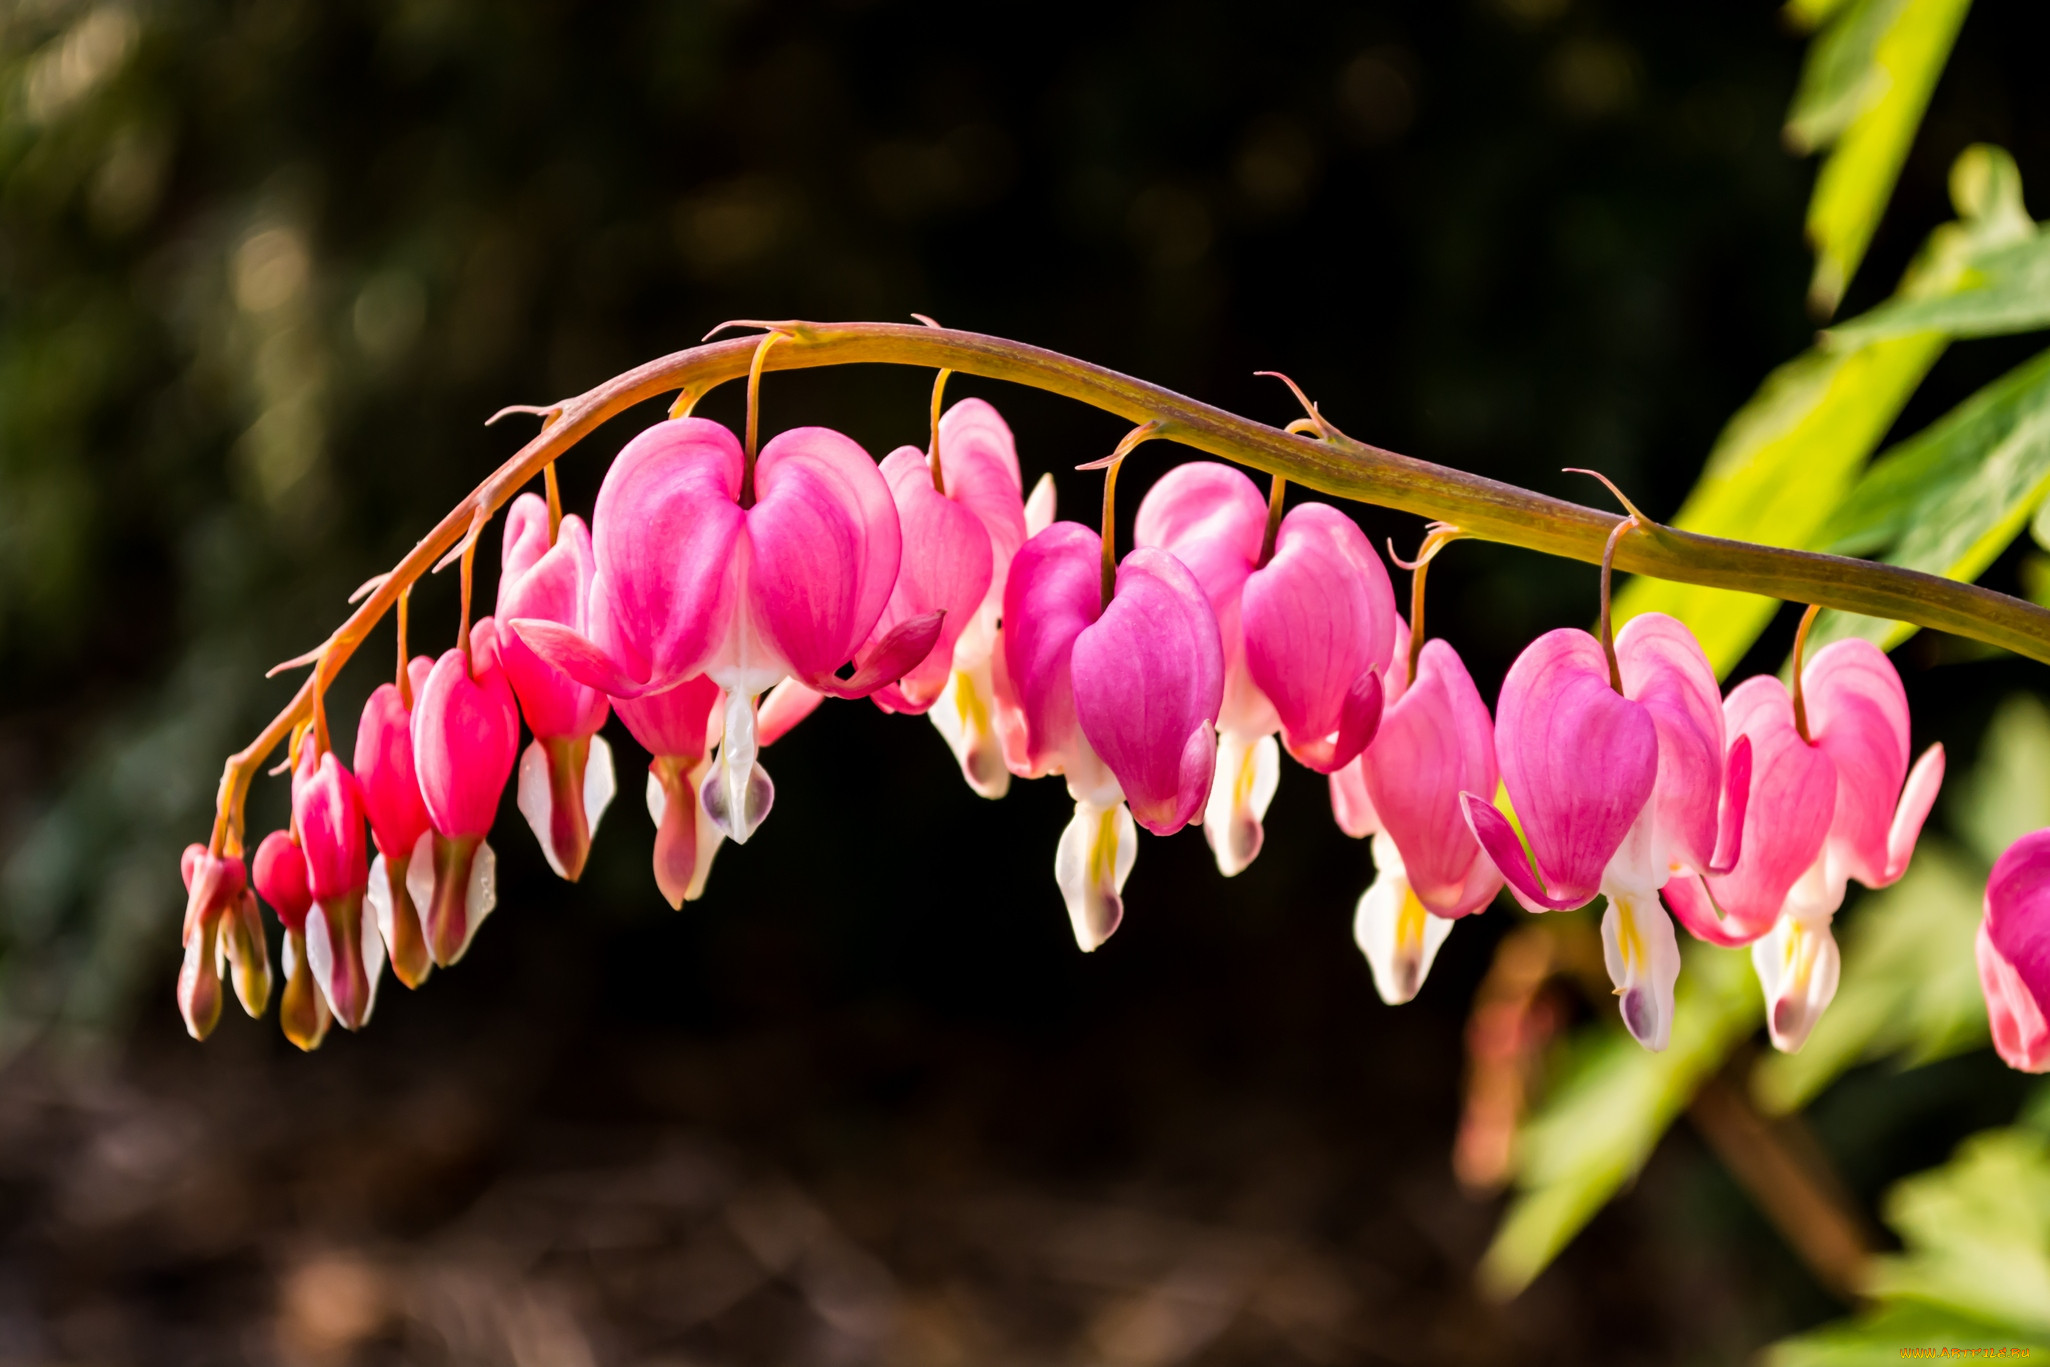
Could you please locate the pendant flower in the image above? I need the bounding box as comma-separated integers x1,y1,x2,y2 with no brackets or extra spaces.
252,828,331,1051
613,673,727,909
1000,516,1223,950
292,746,386,1030
1134,462,1393,877
1463,611,1749,1051
176,844,262,1040
508,417,939,846
410,617,519,968
1980,829,2050,1073
1667,632,1943,1052
497,492,616,882
355,654,436,988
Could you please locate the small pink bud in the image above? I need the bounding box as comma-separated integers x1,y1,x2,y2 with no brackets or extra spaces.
177,844,247,1040
292,752,384,1030
410,619,518,967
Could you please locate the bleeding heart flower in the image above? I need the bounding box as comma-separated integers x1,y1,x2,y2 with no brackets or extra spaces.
1350,636,1502,1002
410,617,518,968
497,493,616,883
355,654,435,989
1464,614,1748,1051
509,418,940,846
873,399,1033,800
614,673,727,909
1981,829,2050,1073
253,828,329,1051
1679,637,1942,1052
293,748,386,1031
177,845,262,1040
1135,462,1392,876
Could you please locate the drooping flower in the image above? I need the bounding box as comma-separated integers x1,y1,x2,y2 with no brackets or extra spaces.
1669,636,1942,1052
252,827,330,1051
870,399,1034,801
355,654,436,988
508,418,940,846
498,492,617,882
293,747,385,1030
1351,633,1503,1003
1134,462,1393,876
177,844,263,1040
1980,829,2050,1073
1464,614,1750,1051
410,617,519,968
1000,520,1222,949
613,673,726,909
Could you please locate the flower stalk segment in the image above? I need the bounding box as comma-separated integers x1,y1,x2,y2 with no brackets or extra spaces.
205,320,2050,871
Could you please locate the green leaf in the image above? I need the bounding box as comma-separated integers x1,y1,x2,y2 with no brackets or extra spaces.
1769,1300,2049,1366
1611,145,2029,679
1798,345,2050,656
1751,841,1987,1115
1478,941,1758,1299
1866,1128,2050,1334
1789,0,1973,316
1823,233,2050,350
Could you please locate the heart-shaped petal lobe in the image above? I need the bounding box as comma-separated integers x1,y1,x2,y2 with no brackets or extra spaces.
412,627,521,841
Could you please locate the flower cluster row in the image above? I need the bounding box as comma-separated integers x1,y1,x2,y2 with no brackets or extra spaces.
176,392,2044,1071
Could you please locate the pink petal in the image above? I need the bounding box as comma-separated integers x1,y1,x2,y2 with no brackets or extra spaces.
1071,548,1225,835
294,752,368,901
1461,795,1586,912
741,426,902,685
809,610,946,700
1802,639,1912,889
496,500,610,741
935,398,1029,607
1614,612,1724,876
353,666,434,861
1241,504,1397,771
1698,676,1836,935
1979,921,2050,1074
1134,462,1269,738
1662,872,1758,949
1328,755,1380,839
1884,743,1946,884
862,448,994,712
412,634,521,840
614,673,723,763
252,829,312,933
1363,639,1501,918
588,417,746,691
757,678,824,746
1986,829,2050,1021
1001,522,1104,779
1709,735,1753,875
1488,629,1658,907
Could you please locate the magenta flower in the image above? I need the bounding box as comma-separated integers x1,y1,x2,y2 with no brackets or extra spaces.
872,399,1033,799
176,844,258,1040
613,673,726,909
508,417,939,845
1134,462,1393,876
292,748,385,1031
410,617,519,968
354,654,435,989
1670,637,1942,1052
1351,636,1503,1004
1981,830,2050,1073
1001,520,1223,948
497,493,617,882
1463,614,1749,1050
253,828,329,1051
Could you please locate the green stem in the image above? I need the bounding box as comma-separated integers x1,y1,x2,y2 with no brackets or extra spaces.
208,320,2050,852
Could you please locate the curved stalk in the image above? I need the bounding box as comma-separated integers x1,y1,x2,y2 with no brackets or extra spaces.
208,320,2050,852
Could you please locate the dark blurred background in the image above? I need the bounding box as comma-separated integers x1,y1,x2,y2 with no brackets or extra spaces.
1,1,2047,1362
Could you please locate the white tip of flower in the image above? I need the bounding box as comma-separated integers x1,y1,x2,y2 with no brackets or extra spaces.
305,896,387,1029
703,691,775,843
1353,834,1454,1005
1203,731,1279,877
516,739,565,877
1753,914,1841,1054
1055,799,1137,951
405,829,436,922
465,838,498,949
930,662,1011,799
1602,891,1681,1052
1024,471,1058,537
585,733,616,834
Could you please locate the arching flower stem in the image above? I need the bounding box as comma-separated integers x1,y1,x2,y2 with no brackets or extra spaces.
206,321,2050,860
